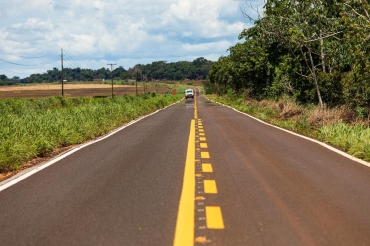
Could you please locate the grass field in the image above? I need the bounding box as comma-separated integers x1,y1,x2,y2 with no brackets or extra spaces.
0,93,183,177
0,83,169,99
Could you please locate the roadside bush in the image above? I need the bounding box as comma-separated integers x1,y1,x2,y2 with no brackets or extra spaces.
210,94,370,162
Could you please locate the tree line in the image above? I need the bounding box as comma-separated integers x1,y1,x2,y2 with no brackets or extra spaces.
207,0,370,112
0,57,213,85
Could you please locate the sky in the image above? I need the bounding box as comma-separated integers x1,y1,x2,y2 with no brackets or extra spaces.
0,0,265,78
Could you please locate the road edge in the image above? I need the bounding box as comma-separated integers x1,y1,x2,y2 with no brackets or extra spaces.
0,99,183,192
205,96,370,169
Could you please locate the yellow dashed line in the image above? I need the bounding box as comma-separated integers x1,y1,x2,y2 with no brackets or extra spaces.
206,206,224,229
200,143,208,148
199,129,204,133
204,180,218,194
202,164,213,172
200,137,206,141
201,152,210,159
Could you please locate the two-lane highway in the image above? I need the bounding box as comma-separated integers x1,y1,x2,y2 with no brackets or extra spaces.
1,92,370,245
0,100,194,246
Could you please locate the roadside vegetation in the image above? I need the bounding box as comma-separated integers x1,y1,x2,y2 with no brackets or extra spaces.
209,93,370,162
205,1,370,163
0,93,182,173
0,57,213,85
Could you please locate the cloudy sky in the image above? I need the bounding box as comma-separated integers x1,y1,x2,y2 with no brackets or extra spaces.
0,0,264,78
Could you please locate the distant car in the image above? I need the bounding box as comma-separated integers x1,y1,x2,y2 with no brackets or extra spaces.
185,89,194,99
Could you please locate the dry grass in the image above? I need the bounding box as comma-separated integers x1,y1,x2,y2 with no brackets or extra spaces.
240,97,366,127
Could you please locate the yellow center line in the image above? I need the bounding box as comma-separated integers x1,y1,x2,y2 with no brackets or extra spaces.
201,152,210,159
173,120,195,246
202,163,213,172
200,143,208,148
206,206,225,229
204,180,218,194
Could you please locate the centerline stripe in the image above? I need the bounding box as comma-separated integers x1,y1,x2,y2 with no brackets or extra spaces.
173,120,195,246
206,206,225,229
202,164,213,173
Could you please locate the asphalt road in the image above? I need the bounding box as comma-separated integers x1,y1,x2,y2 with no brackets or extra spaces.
1,92,370,246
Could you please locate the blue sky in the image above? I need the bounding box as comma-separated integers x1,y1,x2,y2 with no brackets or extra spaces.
0,0,265,78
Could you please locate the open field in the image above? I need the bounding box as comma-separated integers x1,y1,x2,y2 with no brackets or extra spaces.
0,93,183,175
0,84,169,99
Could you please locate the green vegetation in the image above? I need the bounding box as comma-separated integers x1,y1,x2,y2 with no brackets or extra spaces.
210,94,370,162
0,57,213,85
0,94,182,172
207,1,370,114
205,1,370,162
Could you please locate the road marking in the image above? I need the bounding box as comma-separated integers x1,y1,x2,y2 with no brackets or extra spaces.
200,143,208,148
206,206,224,229
201,152,210,158
200,137,206,141
199,133,205,136
173,120,195,246
202,164,213,173
199,129,204,133
204,180,218,194
0,100,184,192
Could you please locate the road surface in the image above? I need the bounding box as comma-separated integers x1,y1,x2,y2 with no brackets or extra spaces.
1,91,370,245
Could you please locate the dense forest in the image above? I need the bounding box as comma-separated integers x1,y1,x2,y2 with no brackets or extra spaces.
207,0,370,112
0,57,212,85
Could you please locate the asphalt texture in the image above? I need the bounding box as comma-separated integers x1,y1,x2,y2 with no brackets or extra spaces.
0,100,193,246
196,96,370,245
1,94,370,246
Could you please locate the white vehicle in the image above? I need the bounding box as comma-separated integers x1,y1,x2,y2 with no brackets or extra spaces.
185,89,194,99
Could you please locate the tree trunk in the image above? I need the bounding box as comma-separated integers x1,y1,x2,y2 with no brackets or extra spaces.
308,50,324,109
319,31,326,73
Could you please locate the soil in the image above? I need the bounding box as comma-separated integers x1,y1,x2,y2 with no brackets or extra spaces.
0,84,169,99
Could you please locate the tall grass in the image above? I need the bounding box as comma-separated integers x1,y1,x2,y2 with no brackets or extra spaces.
0,94,182,172
210,94,370,162
319,122,370,161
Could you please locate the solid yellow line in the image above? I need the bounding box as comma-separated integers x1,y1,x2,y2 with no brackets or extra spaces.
206,206,225,229
202,163,213,172
200,143,208,148
204,180,218,194
173,120,195,246
201,152,210,159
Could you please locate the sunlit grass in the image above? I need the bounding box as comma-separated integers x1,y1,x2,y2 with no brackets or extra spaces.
0,94,182,172
210,94,370,162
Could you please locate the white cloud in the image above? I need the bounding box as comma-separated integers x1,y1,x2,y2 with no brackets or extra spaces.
0,0,265,78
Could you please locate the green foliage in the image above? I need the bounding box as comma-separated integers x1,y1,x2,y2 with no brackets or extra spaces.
1,58,213,85
208,0,370,110
0,94,182,172
319,121,370,161
212,94,370,162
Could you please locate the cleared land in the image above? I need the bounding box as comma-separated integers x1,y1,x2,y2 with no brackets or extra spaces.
0,84,169,98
